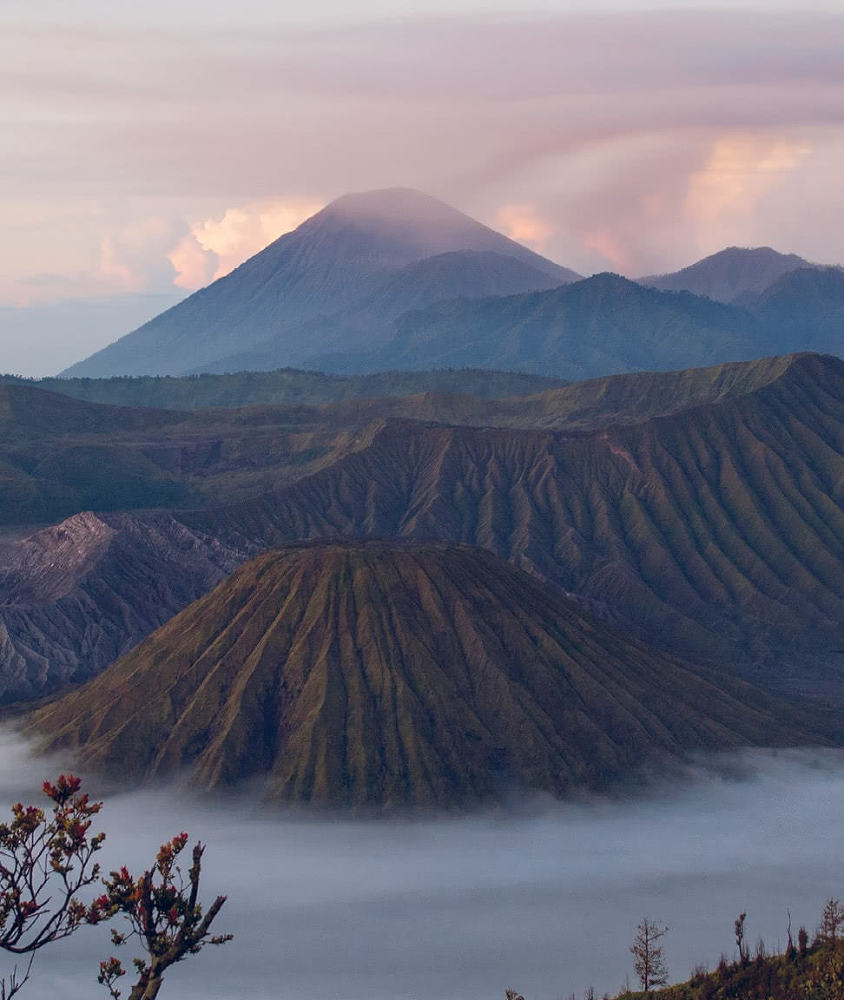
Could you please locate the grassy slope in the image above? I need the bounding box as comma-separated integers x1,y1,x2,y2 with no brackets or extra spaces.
29,541,814,808
609,942,844,1000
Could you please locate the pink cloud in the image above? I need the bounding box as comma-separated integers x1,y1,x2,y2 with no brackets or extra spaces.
0,8,842,300
496,205,553,252
168,234,216,290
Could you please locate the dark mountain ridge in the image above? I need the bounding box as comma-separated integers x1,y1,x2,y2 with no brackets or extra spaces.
749,265,844,353
2,354,817,528
28,541,816,809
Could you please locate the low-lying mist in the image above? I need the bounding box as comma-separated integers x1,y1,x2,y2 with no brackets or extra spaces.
2,730,842,1000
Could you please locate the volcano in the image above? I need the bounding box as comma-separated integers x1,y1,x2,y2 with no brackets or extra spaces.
31,541,812,809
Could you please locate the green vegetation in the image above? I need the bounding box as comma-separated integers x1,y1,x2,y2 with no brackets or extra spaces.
543,900,844,1000
641,942,844,1000
0,368,566,411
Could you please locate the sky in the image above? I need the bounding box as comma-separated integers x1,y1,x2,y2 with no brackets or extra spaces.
3,729,844,1000
1,0,843,374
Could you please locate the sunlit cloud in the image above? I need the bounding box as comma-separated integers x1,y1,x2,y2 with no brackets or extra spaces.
581,227,637,274
168,234,217,290
496,204,553,252
684,134,812,254
185,198,325,286
0,4,842,366
97,217,181,293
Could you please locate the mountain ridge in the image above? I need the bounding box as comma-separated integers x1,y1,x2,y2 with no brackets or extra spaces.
0,511,247,703
312,272,842,378
183,352,844,697
309,272,764,377
1,353,839,706
4,354,826,528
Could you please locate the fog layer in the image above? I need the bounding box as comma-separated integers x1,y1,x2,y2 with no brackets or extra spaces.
2,731,842,1000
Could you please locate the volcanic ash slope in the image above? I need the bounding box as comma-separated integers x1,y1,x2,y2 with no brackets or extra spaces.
31,541,813,809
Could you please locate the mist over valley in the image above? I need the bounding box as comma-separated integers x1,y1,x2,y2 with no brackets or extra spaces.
2,730,843,1000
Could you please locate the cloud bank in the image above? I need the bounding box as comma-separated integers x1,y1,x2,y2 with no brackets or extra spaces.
3,728,844,1000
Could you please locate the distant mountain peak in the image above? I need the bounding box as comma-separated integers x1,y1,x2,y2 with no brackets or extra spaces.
639,246,813,303
319,186,456,218
62,188,579,378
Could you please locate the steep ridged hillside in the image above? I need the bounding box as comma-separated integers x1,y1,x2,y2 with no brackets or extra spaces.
3,355,839,704
0,512,246,702
430,353,807,432
29,542,812,808
2,356,808,527
187,354,844,696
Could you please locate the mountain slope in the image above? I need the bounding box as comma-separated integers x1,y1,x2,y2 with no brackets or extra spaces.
316,273,764,378
4,354,839,705
318,271,842,378
5,356,803,527
186,353,844,697
0,382,378,525
639,246,813,301
0,511,246,703
62,189,578,378
196,249,568,375
750,265,844,354
29,541,813,808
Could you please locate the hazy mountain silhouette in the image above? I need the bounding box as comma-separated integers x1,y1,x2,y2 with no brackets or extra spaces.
314,272,842,378
312,273,763,378
193,249,568,375
29,541,814,808
748,265,844,354
62,189,578,378
639,246,814,302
